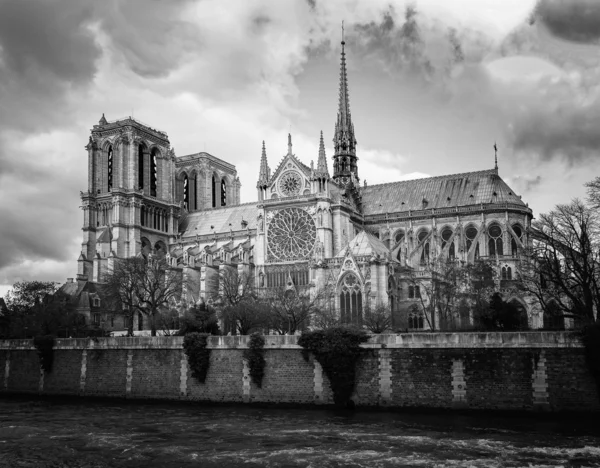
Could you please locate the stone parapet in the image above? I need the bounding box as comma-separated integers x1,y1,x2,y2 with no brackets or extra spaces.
0,332,583,351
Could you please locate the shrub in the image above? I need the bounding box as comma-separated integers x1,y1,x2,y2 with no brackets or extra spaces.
183,332,210,383
580,321,600,401
243,332,266,388
298,327,369,406
33,335,55,373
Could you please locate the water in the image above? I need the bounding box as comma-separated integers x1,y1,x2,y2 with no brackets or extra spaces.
0,398,599,468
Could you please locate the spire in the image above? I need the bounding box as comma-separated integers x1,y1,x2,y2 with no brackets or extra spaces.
332,32,358,185
494,142,498,171
287,133,293,156
257,140,270,188
315,130,330,178
99,113,107,126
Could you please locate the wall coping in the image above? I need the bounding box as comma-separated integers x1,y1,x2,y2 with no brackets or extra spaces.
0,331,582,350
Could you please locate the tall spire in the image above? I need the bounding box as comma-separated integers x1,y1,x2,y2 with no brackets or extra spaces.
257,140,270,188
315,130,330,178
494,142,498,171
287,133,293,156
332,32,358,186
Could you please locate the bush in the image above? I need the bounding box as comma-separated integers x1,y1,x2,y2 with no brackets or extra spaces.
581,321,600,401
243,332,266,388
298,327,369,406
183,332,210,383
33,335,55,373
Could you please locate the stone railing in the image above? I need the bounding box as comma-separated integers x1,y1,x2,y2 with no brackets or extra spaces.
0,331,582,351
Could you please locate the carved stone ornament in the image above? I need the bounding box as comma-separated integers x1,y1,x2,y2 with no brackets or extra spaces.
278,170,303,197
267,207,316,261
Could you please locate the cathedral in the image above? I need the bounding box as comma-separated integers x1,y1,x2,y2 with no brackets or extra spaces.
73,40,538,331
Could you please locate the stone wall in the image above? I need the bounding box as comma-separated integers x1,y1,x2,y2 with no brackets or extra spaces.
1,333,598,413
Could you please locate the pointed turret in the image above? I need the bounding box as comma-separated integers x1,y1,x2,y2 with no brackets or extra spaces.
315,130,330,179
287,133,293,156
257,140,270,188
99,113,107,126
332,39,358,186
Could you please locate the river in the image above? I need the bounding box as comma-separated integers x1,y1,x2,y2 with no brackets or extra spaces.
0,397,599,467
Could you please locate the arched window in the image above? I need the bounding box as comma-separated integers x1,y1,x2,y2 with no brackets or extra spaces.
511,224,522,257
501,266,507,280
395,230,404,245
212,175,217,208
408,285,420,299
107,145,113,191
418,230,429,266
221,178,227,206
339,273,362,325
150,148,158,197
183,173,189,210
138,144,145,190
190,172,197,210
466,225,479,259
408,305,424,329
508,299,529,330
441,228,455,260
488,224,503,257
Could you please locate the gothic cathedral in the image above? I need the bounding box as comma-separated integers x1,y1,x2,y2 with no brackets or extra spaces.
75,40,537,331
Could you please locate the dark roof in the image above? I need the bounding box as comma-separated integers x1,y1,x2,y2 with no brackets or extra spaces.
360,169,527,216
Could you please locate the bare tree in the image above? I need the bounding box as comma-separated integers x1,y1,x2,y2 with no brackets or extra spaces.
263,284,332,335
101,257,146,336
519,199,600,324
362,302,392,334
102,255,184,336
220,298,271,335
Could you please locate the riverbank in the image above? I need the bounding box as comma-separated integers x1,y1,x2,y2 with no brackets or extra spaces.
1,332,598,413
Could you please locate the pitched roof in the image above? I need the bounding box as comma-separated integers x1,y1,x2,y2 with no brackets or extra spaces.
360,169,527,216
179,202,258,237
337,230,389,257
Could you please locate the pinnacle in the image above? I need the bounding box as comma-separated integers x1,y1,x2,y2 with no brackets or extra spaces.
257,140,270,188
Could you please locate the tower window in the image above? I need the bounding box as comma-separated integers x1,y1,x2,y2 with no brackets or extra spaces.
183,173,189,210
107,146,113,191
150,149,158,197
221,179,227,206
138,145,144,190
212,175,217,208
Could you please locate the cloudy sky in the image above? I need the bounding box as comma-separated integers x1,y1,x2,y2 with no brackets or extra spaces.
1,0,599,295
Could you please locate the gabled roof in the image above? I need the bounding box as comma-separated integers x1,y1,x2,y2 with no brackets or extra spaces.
337,230,389,257
179,202,258,237
360,169,527,216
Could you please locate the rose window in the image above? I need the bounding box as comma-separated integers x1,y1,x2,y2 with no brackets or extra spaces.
278,171,303,197
267,208,317,261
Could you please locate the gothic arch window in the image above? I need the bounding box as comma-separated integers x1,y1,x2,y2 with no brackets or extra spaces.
395,230,405,245
441,227,455,260
150,148,158,197
339,273,362,325
221,178,227,206
182,173,189,210
465,225,479,259
190,172,198,210
501,266,512,280
418,230,429,266
408,284,420,299
107,145,113,191
138,144,145,190
488,224,503,257
212,174,217,208
408,305,424,329
511,224,523,257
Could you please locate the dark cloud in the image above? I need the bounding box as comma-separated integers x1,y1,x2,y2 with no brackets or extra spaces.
535,0,600,43
508,97,600,163
0,0,100,132
0,134,83,276
511,175,542,193
96,0,202,78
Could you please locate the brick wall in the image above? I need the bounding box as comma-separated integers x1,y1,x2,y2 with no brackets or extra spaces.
1,333,599,413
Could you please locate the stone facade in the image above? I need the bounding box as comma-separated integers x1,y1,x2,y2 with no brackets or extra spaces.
1,333,598,412
74,41,541,331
